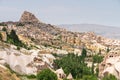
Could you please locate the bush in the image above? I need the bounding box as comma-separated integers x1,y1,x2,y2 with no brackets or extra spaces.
93,54,103,63
31,38,35,41
82,75,97,80
7,29,21,46
17,46,20,50
81,48,87,58
2,27,7,31
6,29,30,50
26,74,36,79
37,69,57,80
0,33,2,41
102,74,117,80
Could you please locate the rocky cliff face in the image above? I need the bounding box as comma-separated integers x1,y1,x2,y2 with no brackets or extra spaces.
19,11,40,23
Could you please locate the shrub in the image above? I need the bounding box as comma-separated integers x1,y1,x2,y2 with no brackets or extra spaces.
26,74,36,79
6,29,30,50
2,27,7,31
17,46,20,50
37,69,57,80
82,75,97,80
0,33,2,41
81,48,87,59
31,38,35,41
102,74,117,80
93,54,103,63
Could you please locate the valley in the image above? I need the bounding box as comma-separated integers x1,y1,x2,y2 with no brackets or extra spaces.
0,11,119,80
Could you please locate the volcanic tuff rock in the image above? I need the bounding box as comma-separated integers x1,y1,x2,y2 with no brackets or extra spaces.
19,11,40,23
1,11,120,79
99,47,120,79
0,64,20,80
2,11,120,53
2,11,120,54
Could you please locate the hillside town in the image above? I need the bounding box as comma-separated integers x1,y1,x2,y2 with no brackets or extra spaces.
0,11,119,80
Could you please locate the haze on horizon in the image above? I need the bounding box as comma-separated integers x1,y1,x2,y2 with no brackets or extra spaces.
0,0,120,27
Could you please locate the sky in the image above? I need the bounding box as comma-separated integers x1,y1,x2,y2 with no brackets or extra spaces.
0,0,120,27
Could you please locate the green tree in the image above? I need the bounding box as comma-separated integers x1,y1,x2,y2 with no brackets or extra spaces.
54,54,91,78
81,48,87,59
92,54,103,78
4,29,30,49
10,30,20,43
37,69,57,80
91,62,94,74
2,27,7,31
8,29,23,47
93,54,103,63
95,67,99,77
106,47,110,53
0,33,2,40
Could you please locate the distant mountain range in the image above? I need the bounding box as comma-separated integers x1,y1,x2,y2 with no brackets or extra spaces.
58,24,120,40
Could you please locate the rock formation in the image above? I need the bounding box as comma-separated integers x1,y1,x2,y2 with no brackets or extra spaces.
19,11,40,23
0,65,20,80
0,31,7,41
1,11,120,79
99,47,120,79
55,68,66,79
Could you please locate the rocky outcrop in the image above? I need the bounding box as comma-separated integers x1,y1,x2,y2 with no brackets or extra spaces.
0,43,55,75
55,68,66,79
67,73,73,80
19,11,40,23
99,48,120,79
0,65,20,80
0,31,7,41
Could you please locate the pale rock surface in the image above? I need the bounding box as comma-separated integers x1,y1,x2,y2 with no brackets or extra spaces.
55,68,66,79
0,45,56,75
99,49,120,79
0,31,7,41
0,49,36,74
67,73,73,80
19,11,40,23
